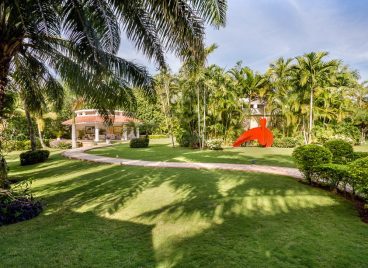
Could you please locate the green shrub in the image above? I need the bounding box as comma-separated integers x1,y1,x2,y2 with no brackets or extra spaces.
311,163,350,189
130,136,149,148
176,132,200,148
348,157,368,198
207,139,223,150
272,137,301,148
292,145,332,183
352,152,368,160
50,139,72,149
19,150,50,166
324,139,354,164
2,140,42,152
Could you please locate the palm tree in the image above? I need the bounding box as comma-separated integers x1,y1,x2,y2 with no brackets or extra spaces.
155,70,177,147
180,44,218,148
0,0,228,185
294,52,339,143
0,0,227,112
229,63,267,129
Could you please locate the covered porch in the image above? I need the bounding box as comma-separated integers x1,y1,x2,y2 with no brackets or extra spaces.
62,109,141,148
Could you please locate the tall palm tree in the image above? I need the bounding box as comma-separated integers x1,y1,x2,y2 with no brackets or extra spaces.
155,70,177,147
294,52,339,143
0,0,228,112
180,43,218,148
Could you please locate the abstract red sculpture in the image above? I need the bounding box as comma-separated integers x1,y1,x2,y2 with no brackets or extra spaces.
233,118,273,147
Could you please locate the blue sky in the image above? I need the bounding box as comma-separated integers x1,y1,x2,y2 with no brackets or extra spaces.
118,0,368,79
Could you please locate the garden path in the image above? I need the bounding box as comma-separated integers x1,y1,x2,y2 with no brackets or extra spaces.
62,146,303,179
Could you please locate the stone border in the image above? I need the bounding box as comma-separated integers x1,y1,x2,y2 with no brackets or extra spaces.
62,145,303,179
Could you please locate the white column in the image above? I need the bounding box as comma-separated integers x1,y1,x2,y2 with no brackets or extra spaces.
71,123,77,148
94,125,100,142
136,127,140,138
123,126,128,140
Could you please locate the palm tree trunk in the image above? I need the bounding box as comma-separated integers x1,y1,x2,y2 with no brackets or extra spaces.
308,87,314,144
25,107,37,151
164,81,175,147
197,87,202,149
0,54,11,112
202,86,206,148
37,124,46,148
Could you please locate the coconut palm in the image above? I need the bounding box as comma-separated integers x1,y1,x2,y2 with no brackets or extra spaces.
0,0,228,185
0,0,227,112
294,52,339,143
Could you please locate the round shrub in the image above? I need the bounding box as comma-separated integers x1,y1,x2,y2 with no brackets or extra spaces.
348,156,368,198
206,139,223,150
20,150,50,166
130,136,149,148
324,139,354,164
272,137,301,148
292,144,332,183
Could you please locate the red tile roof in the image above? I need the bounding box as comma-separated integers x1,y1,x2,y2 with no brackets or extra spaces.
62,115,139,125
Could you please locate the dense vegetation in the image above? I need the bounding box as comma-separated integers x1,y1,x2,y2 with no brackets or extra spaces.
135,51,368,148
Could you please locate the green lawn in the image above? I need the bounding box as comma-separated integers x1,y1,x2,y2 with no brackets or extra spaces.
89,139,296,167
1,151,368,267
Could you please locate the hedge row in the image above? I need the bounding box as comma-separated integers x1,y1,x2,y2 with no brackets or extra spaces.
293,140,368,201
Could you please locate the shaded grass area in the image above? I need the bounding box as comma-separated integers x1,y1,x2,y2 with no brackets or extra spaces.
89,139,296,167
1,151,368,267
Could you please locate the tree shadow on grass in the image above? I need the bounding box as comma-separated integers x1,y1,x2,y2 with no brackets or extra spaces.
1,210,156,267
6,154,368,267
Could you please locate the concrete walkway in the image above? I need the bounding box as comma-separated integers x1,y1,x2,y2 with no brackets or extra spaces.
62,146,303,179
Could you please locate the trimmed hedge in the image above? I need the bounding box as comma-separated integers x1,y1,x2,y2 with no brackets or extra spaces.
324,139,354,164
272,137,301,148
352,152,368,161
130,137,149,148
20,150,50,166
311,163,350,189
348,157,368,197
292,144,332,183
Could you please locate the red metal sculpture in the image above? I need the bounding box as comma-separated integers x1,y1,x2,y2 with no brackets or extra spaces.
233,118,273,147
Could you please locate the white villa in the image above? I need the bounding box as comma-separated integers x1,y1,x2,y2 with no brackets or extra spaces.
241,98,271,129
62,109,141,148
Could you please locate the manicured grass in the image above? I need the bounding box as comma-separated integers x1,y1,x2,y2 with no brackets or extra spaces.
1,151,368,267
89,139,296,167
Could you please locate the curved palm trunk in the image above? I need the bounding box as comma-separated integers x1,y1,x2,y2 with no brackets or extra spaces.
25,107,37,151
37,126,46,148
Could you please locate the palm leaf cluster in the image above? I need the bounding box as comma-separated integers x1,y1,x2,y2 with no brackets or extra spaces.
0,0,227,116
